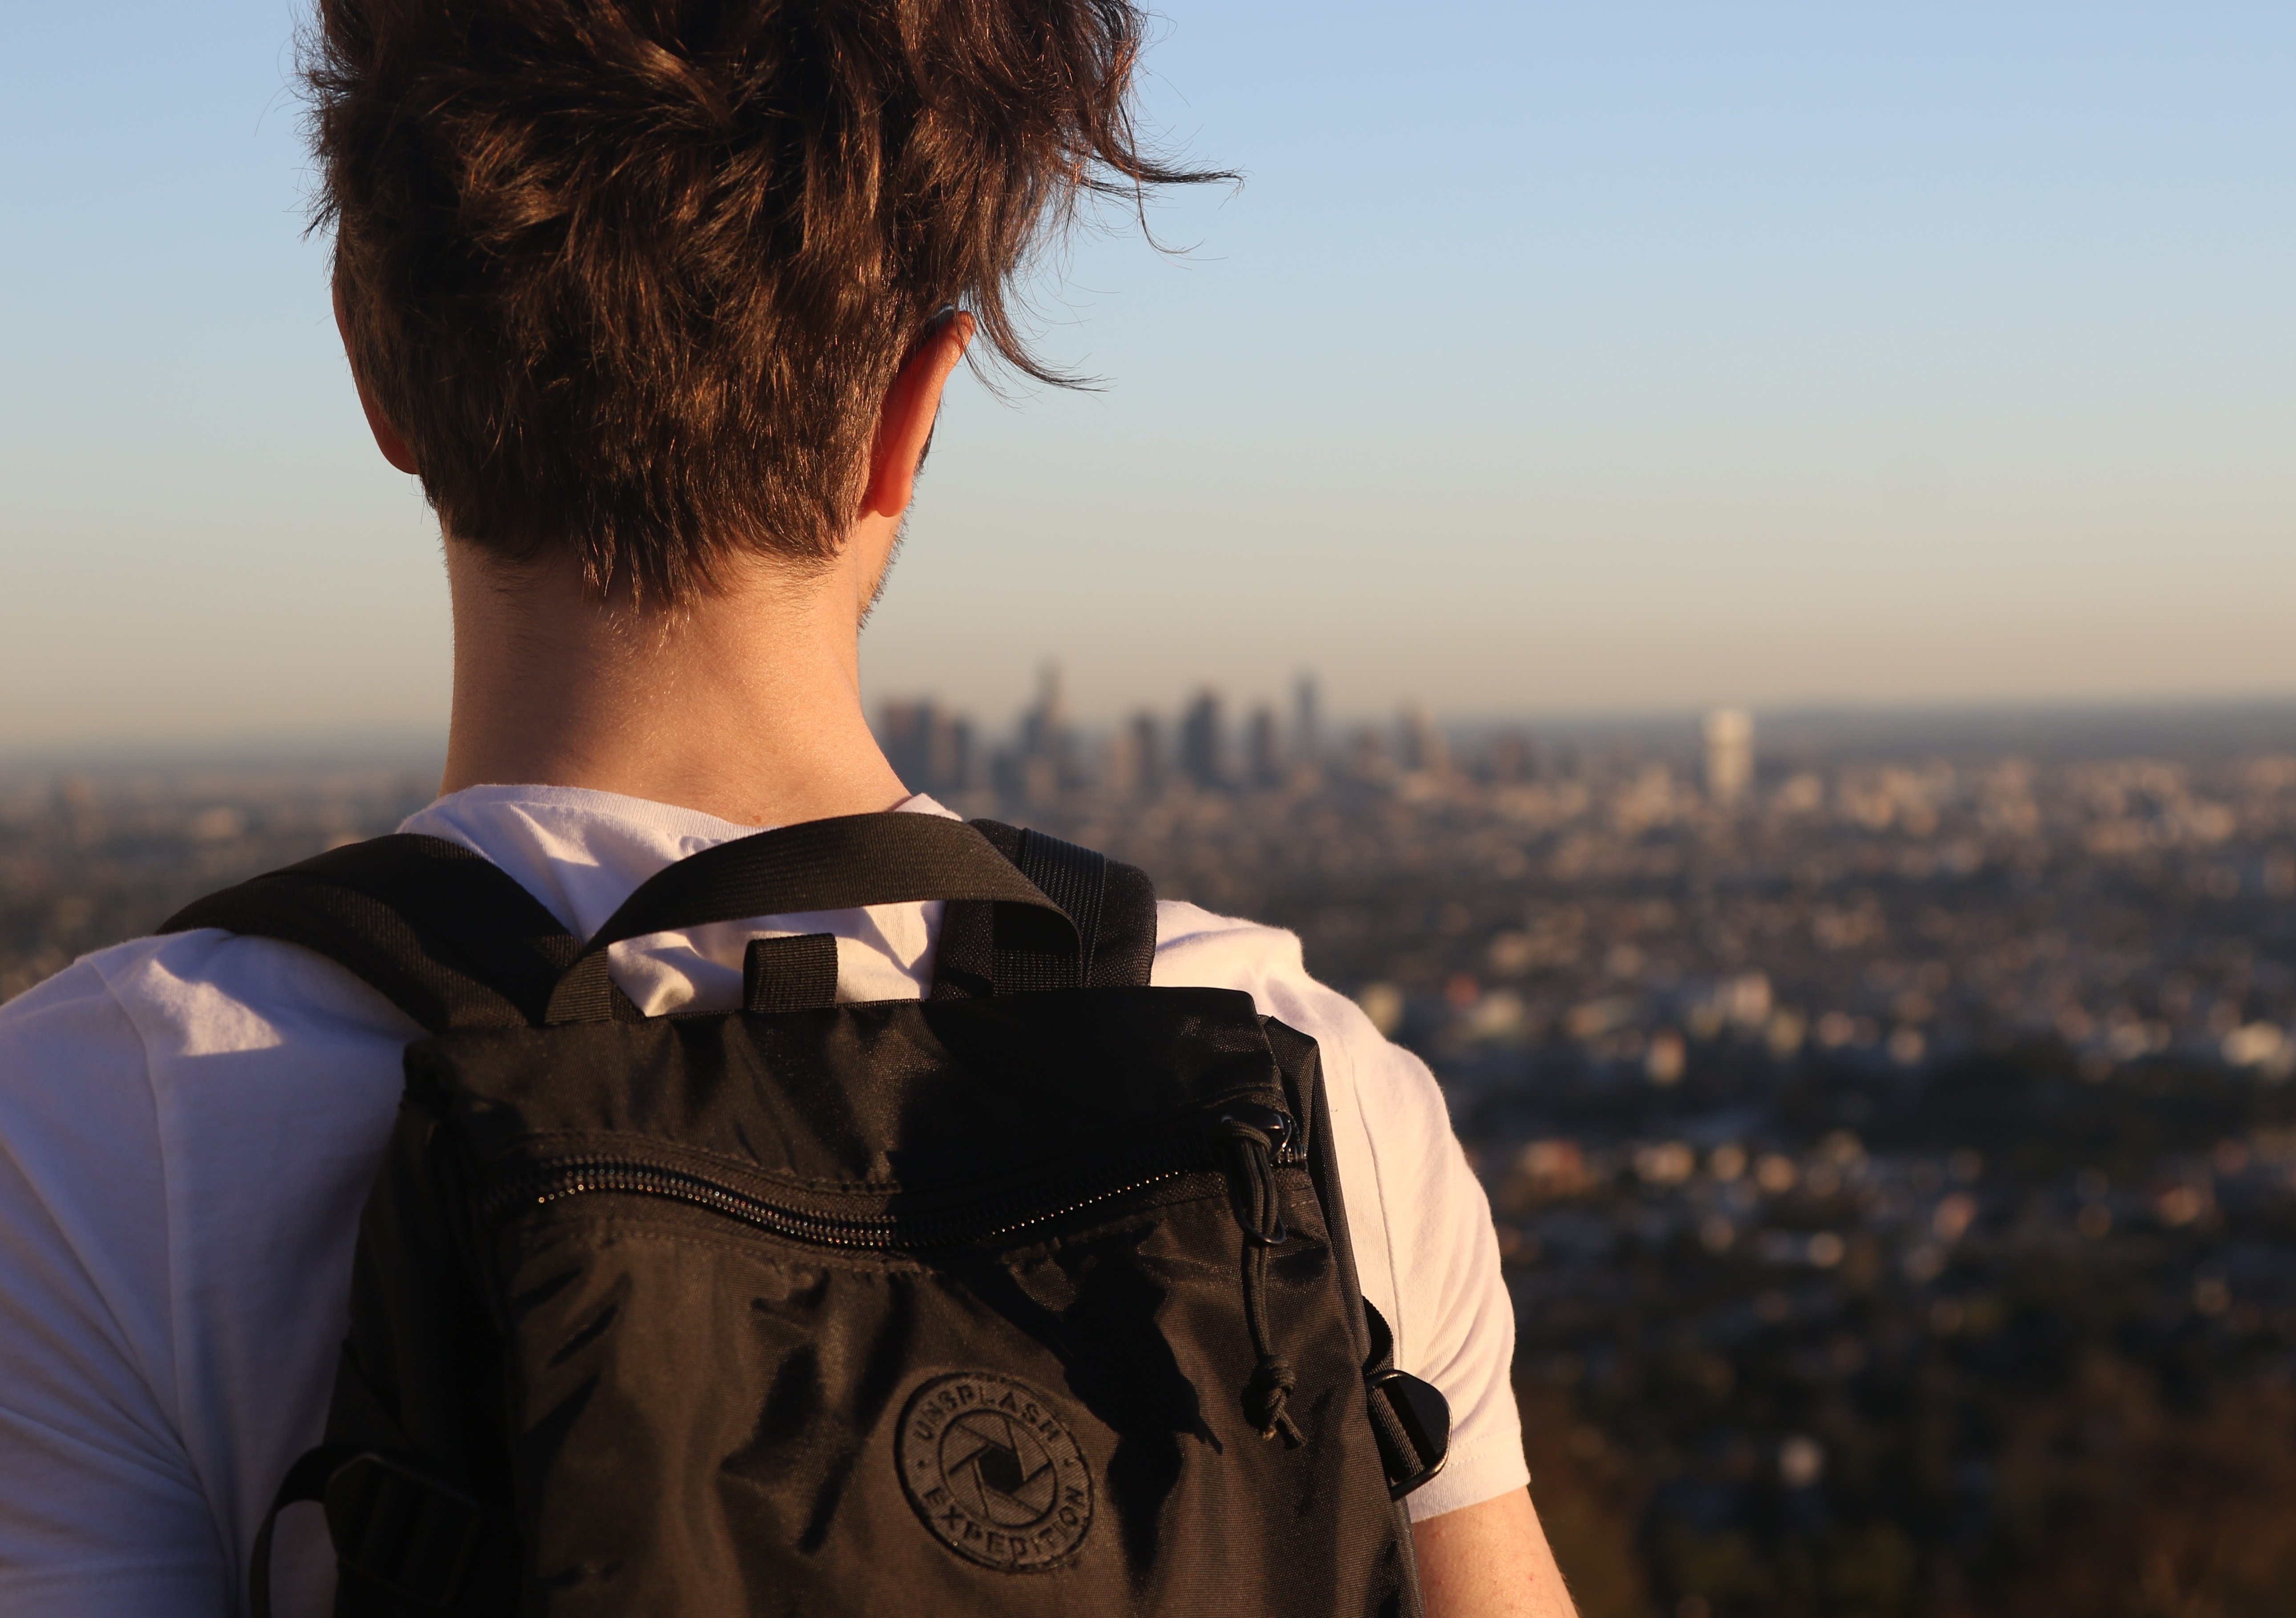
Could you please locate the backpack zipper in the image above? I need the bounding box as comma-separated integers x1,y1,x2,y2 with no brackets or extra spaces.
480,1104,1299,1254
486,1149,1198,1249
480,1102,1307,1444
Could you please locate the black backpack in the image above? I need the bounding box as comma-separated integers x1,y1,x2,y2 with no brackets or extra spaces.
164,813,1451,1617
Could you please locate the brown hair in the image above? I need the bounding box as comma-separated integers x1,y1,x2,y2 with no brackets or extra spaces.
308,0,1221,603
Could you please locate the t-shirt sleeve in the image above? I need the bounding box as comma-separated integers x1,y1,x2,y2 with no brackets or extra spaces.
1153,904,1529,1520
0,962,230,1615
1331,1025,1530,1520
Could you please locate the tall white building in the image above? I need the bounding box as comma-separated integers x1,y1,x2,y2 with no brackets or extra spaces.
1703,708,1754,806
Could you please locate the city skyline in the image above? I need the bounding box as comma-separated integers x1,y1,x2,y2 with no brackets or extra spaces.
8,683,2296,776
875,676,2296,783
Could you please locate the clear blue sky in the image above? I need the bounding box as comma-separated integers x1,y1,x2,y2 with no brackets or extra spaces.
2,1,2289,748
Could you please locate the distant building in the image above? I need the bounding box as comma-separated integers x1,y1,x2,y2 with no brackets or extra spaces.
879,699,973,795
1293,674,1322,769
1703,707,1754,806
1396,704,1450,777
1180,690,1228,790
1346,725,1391,782
1246,706,1283,789
1105,711,1165,799
1018,665,1069,773
993,665,1074,804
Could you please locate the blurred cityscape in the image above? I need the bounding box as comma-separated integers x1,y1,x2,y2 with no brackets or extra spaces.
8,684,2296,1616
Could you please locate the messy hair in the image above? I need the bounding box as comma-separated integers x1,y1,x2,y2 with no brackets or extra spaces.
308,0,1221,603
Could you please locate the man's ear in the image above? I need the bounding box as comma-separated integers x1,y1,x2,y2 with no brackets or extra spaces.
858,310,974,522
332,275,420,477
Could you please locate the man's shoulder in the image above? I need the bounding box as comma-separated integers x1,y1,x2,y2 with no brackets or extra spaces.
1149,898,1325,1012
1147,900,1417,1093
0,929,419,1086
1146,897,1466,1182
1150,898,1305,974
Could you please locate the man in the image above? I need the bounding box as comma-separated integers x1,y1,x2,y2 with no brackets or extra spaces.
0,1,1577,1613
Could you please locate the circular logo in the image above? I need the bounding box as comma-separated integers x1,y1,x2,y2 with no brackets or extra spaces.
897,1372,1093,1571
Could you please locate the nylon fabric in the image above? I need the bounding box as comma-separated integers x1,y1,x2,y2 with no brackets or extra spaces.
332,995,1419,1616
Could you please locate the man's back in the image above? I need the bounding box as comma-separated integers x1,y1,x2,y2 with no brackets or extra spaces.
0,785,1525,1616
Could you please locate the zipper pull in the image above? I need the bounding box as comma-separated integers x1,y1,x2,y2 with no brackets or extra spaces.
1210,1104,1293,1245
1210,1103,1304,1445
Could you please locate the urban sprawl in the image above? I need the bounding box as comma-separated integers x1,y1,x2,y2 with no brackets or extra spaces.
5,689,2296,1615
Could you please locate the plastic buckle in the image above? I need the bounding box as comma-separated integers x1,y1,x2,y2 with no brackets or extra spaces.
1368,1368,1452,1500
322,1451,481,1609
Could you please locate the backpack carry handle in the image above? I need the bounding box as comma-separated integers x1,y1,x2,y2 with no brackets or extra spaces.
543,813,1078,1023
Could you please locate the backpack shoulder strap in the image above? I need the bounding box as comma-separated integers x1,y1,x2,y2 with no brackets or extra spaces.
164,819,1152,1024
931,822,1158,998
159,834,582,1034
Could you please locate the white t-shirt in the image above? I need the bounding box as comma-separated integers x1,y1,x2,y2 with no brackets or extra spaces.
0,785,1525,1616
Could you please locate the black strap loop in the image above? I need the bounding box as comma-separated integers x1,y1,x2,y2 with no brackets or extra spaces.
742,933,841,1013
1001,829,1108,991
930,821,1158,997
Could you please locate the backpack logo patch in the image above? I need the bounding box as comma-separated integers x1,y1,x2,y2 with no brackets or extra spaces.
897,1372,1094,1571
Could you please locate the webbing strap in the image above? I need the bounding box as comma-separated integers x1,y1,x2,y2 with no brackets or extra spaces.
164,814,1138,1031
543,814,1073,1022
930,821,1158,998
742,933,841,1013
161,835,582,1034
999,829,1107,991
1361,1300,1452,1500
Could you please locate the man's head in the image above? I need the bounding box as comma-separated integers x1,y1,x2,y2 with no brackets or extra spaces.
311,0,1214,605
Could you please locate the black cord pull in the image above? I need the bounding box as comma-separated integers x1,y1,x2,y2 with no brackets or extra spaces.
1244,1339,1300,1444
1213,1105,1303,1445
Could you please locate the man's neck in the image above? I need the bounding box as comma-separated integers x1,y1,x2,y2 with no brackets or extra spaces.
438,541,909,828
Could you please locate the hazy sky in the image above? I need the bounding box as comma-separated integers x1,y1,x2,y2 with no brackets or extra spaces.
2,1,2289,748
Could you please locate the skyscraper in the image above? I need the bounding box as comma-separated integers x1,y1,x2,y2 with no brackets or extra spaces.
1293,674,1322,769
878,699,972,794
1019,664,1067,768
1180,690,1228,790
1246,705,1281,789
